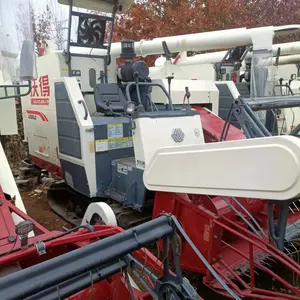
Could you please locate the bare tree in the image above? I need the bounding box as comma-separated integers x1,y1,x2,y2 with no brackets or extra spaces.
49,0,68,50
17,3,53,54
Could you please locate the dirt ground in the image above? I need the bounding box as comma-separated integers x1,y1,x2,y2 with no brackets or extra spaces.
21,185,71,231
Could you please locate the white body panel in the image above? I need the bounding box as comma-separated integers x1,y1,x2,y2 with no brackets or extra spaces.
0,99,17,135
22,48,105,170
132,113,204,170
151,79,219,114
0,142,28,225
54,77,97,196
290,80,300,94
144,135,300,201
150,64,215,81
22,52,63,168
0,72,18,135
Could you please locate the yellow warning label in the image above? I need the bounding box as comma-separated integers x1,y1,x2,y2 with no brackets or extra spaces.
107,123,123,139
95,137,133,152
95,139,109,152
89,141,95,153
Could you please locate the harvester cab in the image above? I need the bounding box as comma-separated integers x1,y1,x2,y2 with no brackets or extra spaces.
48,0,205,218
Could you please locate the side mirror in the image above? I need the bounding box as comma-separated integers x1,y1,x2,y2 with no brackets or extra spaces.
291,73,297,81
20,40,34,81
0,40,34,101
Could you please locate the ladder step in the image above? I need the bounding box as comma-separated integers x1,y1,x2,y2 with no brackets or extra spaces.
15,179,30,184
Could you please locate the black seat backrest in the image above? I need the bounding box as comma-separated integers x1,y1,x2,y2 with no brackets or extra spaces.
94,83,127,114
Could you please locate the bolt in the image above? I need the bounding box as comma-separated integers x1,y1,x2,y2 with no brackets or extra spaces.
212,257,216,262
214,235,218,239
8,236,16,243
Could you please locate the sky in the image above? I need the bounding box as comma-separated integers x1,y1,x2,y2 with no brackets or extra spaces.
0,0,32,80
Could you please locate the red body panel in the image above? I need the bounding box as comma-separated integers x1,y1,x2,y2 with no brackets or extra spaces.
0,186,164,300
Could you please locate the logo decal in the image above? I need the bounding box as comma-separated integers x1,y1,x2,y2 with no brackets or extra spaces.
171,128,185,143
30,75,50,105
26,110,48,122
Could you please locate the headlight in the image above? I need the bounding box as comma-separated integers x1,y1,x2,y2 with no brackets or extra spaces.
124,101,136,115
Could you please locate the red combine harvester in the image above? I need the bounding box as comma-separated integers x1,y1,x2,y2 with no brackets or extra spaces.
16,0,300,298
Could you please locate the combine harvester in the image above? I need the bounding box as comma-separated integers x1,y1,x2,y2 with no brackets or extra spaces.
18,0,300,298
151,40,300,134
0,3,228,300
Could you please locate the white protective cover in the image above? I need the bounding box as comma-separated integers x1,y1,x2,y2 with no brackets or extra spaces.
144,135,300,201
132,113,205,170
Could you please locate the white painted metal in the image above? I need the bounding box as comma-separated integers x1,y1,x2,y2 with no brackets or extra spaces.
21,43,105,171
132,112,205,170
163,43,300,67
0,142,28,226
58,0,133,13
275,54,300,65
144,135,300,201
150,64,215,81
81,202,117,226
110,25,300,57
150,79,219,114
0,75,17,135
54,77,97,197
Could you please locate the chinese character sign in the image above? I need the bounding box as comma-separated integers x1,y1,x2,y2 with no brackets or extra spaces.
30,75,50,105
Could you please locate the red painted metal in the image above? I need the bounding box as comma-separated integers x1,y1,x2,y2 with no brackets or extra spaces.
0,186,165,300
192,106,245,142
30,154,63,177
153,192,300,299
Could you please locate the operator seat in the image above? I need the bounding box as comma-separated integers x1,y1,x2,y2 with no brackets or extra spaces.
94,83,127,115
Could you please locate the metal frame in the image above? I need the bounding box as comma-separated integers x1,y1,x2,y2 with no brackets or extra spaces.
215,46,250,81
0,81,32,101
65,0,114,79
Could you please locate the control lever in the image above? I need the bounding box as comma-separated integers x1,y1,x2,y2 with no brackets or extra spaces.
274,47,281,67
105,100,122,116
183,86,191,111
162,41,174,98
